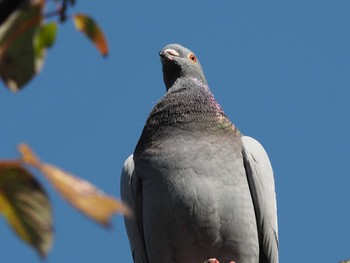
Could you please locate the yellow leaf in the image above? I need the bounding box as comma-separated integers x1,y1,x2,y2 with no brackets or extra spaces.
73,13,109,57
0,161,53,258
19,144,131,227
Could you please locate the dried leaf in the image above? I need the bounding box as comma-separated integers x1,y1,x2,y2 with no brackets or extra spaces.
0,0,44,92
19,144,131,227
0,161,53,258
73,13,108,57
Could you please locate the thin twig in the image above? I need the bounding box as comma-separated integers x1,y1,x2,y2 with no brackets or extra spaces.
59,0,68,22
43,0,69,22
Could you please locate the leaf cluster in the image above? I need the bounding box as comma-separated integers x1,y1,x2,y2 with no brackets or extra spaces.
0,0,129,259
0,0,108,92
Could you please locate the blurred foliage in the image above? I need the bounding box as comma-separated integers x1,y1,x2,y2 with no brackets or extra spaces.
0,161,53,258
0,144,129,258
19,144,131,227
0,0,44,92
0,0,108,92
0,0,126,260
73,13,108,57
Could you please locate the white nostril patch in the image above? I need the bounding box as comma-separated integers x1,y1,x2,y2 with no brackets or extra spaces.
164,48,180,57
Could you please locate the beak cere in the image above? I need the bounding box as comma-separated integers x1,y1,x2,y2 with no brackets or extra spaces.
159,48,180,61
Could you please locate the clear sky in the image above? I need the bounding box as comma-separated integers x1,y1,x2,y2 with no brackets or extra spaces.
1,1,349,262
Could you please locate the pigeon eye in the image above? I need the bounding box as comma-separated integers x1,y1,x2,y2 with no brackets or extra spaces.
188,53,197,64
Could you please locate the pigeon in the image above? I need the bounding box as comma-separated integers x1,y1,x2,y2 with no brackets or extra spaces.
121,44,278,263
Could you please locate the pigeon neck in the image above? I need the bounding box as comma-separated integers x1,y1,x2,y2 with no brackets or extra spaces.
162,64,181,91
162,65,207,91
142,77,237,139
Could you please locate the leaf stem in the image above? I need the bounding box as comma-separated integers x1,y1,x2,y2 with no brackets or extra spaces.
43,0,69,22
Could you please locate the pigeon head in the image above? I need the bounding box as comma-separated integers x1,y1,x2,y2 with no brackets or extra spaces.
159,44,207,90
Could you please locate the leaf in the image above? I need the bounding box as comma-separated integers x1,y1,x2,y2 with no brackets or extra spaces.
0,0,44,92
0,161,53,258
73,13,109,57
35,22,57,50
0,0,28,25
33,22,57,70
19,144,131,227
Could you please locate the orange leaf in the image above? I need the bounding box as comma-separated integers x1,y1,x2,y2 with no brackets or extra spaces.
19,144,131,227
73,13,108,57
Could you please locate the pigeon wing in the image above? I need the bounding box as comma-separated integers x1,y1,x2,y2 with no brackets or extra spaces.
120,155,149,263
242,136,279,263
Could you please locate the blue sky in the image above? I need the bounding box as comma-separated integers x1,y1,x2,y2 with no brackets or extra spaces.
1,0,349,262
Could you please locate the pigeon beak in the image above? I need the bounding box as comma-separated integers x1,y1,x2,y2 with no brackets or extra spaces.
159,48,180,61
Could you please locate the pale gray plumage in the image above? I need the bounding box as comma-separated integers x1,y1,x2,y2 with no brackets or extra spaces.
121,44,278,263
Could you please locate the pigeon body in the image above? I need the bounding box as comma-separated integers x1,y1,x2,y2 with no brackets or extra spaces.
121,44,278,263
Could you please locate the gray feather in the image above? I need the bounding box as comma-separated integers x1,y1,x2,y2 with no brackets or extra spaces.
242,136,279,263
121,155,149,263
121,44,279,263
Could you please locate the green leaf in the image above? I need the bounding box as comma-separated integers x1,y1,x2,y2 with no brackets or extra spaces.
0,161,53,258
35,22,57,50
73,13,109,57
33,22,57,71
0,0,43,92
